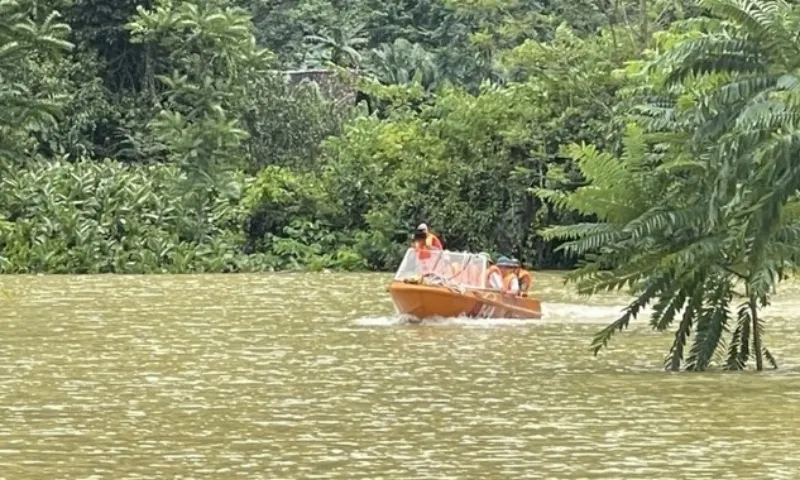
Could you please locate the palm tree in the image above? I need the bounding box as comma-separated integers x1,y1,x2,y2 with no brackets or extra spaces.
653,0,800,370
303,23,369,69
0,0,73,161
539,0,800,371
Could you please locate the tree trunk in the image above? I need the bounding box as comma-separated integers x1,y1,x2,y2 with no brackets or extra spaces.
749,297,764,371
639,0,648,44
145,43,155,99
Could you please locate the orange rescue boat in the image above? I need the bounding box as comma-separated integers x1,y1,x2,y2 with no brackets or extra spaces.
387,249,544,321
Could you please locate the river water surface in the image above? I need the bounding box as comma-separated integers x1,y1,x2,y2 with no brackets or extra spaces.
2,272,800,479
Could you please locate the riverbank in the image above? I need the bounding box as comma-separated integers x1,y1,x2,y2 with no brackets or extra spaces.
0,159,575,274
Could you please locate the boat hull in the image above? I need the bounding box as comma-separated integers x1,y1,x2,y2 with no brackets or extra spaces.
388,281,542,320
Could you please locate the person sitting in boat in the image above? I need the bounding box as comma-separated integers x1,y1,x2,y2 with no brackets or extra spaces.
496,256,520,294
516,261,533,297
485,256,504,290
498,256,534,296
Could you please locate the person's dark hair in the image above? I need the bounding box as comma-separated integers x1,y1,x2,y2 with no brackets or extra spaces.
413,228,426,240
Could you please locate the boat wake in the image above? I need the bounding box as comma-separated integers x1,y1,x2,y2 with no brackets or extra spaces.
541,302,641,323
353,302,637,327
352,315,409,327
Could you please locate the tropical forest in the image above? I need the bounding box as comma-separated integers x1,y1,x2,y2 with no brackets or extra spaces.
3,0,800,371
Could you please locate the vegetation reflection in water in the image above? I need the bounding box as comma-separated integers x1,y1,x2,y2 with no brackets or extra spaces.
2,273,800,479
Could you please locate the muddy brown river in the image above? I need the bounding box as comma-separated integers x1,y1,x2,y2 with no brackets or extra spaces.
2,272,800,479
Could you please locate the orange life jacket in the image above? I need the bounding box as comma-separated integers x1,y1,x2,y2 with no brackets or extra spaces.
502,272,520,293
518,269,533,293
486,265,503,290
412,232,443,260
412,232,442,249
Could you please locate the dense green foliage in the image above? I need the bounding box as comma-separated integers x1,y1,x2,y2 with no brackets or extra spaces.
2,0,674,273
4,0,799,369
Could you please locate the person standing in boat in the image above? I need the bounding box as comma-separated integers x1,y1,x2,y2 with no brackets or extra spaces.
411,223,443,252
411,223,444,275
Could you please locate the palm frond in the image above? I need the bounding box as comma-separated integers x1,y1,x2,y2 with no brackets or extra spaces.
659,36,769,85
724,302,751,369
665,293,698,370
590,274,672,355
685,281,732,370
763,347,778,368
698,0,799,65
